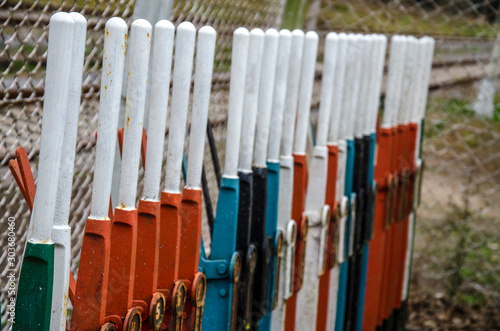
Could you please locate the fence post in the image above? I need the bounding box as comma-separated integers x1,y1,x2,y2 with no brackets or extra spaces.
305,0,321,30
472,31,500,117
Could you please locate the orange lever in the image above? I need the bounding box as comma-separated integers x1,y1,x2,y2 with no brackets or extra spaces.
284,153,308,331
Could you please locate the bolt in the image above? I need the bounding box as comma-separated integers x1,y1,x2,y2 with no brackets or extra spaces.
217,264,227,275
219,289,227,297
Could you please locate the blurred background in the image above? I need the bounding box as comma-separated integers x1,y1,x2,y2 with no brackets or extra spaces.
0,0,499,329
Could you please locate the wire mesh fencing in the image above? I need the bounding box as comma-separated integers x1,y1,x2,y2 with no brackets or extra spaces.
1,0,500,329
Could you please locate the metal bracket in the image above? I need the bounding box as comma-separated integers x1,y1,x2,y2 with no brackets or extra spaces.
172,281,187,331
191,272,207,331
298,216,309,288
318,205,331,276
349,193,357,257
272,230,284,310
285,220,297,299
199,257,230,280
229,252,242,331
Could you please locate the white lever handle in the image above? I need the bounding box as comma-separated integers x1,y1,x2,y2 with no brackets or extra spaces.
186,26,217,188
54,13,87,227
164,22,196,192
355,35,372,138
267,29,292,162
382,35,408,128
337,34,359,141
118,19,152,208
418,37,436,121
281,30,304,157
317,32,338,148
294,31,318,154
328,33,348,144
90,17,128,219
238,28,265,172
254,29,280,167
347,35,363,140
368,35,388,133
399,36,418,126
142,20,175,200
224,28,249,177
31,13,75,241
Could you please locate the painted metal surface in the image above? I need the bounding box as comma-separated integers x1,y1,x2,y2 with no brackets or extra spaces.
249,28,279,329
105,19,151,330
296,31,337,331
133,19,174,331
284,30,318,331
398,36,435,330
361,35,385,331
356,34,388,331
344,35,372,331
14,12,75,331
325,32,348,331
200,26,248,331
177,25,216,330
271,29,304,331
236,28,264,330
260,28,292,331
157,21,195,330
334,34,362,331
375,35,408,331
390,37,418,329
50,12,87,331
71,17,127,330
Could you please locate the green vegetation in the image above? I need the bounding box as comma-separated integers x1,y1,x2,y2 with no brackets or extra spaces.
443,203,500,308
317,0,498,37
416,97,500,308
282,0,310,29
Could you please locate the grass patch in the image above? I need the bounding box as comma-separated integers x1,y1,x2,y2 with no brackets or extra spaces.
317,0,498,37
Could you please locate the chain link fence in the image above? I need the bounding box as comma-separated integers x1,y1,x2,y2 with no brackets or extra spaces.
1,0,499,329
